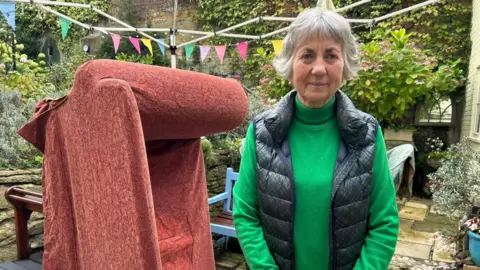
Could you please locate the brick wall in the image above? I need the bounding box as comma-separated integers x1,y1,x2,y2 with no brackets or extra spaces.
107,0,199,42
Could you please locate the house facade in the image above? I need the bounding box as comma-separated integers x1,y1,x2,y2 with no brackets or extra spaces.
462,0,480,149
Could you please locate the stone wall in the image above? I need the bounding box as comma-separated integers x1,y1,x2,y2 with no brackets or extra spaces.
0,169,43,263
206,149,240,219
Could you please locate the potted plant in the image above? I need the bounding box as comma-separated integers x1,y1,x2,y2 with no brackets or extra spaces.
465,217,480,266
428,137,480,217
422,137,448,169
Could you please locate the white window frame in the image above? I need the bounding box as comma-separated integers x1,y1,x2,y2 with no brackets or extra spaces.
474,68,480,138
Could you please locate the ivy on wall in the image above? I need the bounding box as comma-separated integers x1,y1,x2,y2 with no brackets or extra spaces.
15,0,109,58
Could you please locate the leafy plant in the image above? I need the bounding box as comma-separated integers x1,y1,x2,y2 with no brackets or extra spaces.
39,45,96,98
333,0,471,72
115,53,154,65
343,29,464,128
201,137,213,163
428,137,480,218
247,47,290,100
0,89,42,169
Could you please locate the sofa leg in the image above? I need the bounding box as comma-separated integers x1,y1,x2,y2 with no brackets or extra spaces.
13,207,32,259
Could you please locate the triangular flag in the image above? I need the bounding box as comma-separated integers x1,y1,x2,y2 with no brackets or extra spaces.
316,0,336,10
185,44,195,61
0,3,15,31
141,38,153,55
59,17,72,40
237,42,248,61
215,45,226,64
272,40,283,56
110,33,121,54
129,37,141,54
157,39,165,56
200,46,211,62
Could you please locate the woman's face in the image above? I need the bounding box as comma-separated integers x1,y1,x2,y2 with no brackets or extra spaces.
290,36,344,108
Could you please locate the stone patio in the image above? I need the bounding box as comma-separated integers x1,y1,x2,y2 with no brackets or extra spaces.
215,197,460,269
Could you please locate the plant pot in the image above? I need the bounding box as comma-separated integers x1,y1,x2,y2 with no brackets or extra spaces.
384,129,414,142
426,158,442,169
468,231,480,266
384,128,415,150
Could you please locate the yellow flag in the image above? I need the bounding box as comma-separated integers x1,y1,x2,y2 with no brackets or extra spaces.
141,39,153,55
316,0,336,10
272,40,283,56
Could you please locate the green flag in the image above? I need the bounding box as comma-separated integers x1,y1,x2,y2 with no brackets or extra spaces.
59,17,72,40
185,44,195,61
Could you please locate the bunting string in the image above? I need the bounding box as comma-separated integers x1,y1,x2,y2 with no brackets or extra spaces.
0,5,286,63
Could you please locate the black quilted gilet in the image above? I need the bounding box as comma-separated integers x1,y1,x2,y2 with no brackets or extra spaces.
253,90,378,270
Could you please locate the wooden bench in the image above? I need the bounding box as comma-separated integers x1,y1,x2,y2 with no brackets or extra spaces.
4,186,43,260
208,168,239,246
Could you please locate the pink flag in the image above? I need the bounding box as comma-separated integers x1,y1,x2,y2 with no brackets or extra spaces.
215,45,226,64
129,37,141,54
237,42,248,61
110,33,121,54
200,46,211,62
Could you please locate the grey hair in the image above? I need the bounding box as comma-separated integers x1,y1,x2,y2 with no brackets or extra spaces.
273,8,360,82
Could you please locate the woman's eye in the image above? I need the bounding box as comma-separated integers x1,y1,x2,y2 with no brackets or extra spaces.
326,54,338,60
302,53,313,60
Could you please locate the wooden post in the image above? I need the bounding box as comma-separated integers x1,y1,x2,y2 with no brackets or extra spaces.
13,206,32,259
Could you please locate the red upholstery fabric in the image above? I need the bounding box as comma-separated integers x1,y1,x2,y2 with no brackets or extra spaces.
17,60,249,270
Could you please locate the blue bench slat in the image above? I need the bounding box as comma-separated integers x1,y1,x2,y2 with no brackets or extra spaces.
208,192,230,205
211,224,237,238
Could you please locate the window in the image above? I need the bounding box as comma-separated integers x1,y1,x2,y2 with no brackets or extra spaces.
415,95,453,126
476,79,480,135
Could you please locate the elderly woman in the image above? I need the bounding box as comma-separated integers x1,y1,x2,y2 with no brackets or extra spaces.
232,8,399,270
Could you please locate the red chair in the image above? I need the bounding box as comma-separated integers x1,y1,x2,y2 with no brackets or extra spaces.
15,60,248,270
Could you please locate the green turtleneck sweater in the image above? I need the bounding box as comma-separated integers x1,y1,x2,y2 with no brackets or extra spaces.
232,95,399,269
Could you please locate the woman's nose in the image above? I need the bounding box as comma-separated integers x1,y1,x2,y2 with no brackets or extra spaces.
311,59,327,76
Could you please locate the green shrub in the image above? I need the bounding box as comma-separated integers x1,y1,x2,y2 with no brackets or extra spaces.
0,88,42,169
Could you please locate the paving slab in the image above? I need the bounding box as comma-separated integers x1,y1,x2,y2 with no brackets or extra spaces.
394,241,432,260
405,202,429,210
412,221,457,234
399,219,434,245
399,206,428,221
409,197,434,207
424,213,458,226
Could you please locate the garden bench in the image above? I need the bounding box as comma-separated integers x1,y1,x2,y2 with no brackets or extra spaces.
208,168,239,245
4,186,43,260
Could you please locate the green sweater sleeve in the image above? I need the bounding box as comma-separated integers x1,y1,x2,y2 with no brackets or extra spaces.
353,126,400,270
233,123,279,269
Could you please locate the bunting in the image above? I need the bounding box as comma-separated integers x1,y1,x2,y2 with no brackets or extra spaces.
141,38,153,55
200,46,210,62
215,45,226,64
128,37,141,54
272,40,283,56
237,42,248,61
158,39,166,56
110,33,121,54
185,44,195,61
59,17,72,40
